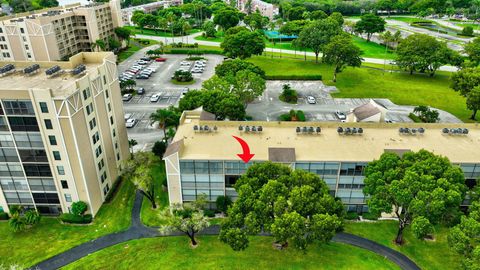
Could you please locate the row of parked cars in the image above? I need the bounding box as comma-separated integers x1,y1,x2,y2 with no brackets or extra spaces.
176,60,207,74
119,58,158,81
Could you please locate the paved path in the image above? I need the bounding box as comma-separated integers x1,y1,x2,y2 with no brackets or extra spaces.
34,191,420,270
135,32,458,72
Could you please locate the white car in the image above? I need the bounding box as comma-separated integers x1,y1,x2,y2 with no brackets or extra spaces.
122,94,132,101
145,67,157,73
307,96,316,104
335,111,347,120
124,113,132,120
180,61,190,66
150,94,161,102
192,68,203,73
125,118,137,128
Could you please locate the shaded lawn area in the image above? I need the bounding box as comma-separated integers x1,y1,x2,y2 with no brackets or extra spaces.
246,56,473,122
140,162,169,227
345,221,461,270
387,16,432,23
0,179,135,268
117,39,158,63
62,236,400,270
125,26,201,37
453,22,480,30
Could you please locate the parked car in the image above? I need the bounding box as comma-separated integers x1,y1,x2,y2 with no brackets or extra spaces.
307,96,316,104
125,118,137,128
137,88,145,95
137,60,148,65
335,111,347,120
140,57,151,61
124,113,132,120
155,57,167,62
145,67,157,73
180,61,190,66
136,74,149,79
191,68,203,73
150,94,161,102
122,94,132,101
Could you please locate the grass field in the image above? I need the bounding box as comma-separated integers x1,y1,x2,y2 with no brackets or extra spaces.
0,180,135,268
62,236,400,270
125,26,201,37
140,163,169,227
388,16,432,23
453,22,480,30
345,221,461,270
117,39,158,62
246,56,473,122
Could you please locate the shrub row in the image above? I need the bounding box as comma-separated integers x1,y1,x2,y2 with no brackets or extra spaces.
59,213,93,224
104,176,122,203
408,113,423,123
345,211,359,220
361,212,380,220
266,74,322,80
0,212,9,220
166,49,223,55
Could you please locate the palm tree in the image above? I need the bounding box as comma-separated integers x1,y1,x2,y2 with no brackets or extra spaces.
158,17,168,45
128,139,137,158
182,21,192,44
166,12,176,44
150,107,180,142
91,39,107,52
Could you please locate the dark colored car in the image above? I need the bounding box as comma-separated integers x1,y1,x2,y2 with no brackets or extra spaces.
137,88,145,95
136,74,149,79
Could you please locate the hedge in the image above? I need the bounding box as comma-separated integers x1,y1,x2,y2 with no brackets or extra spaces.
0,212,9,220
296,110,306,121
165,49,224,55
408,113,423,123
361,212,380,220
59,213,93,224
104,176,123,203
345,211,359,220
204,209,216,218
265,74,322,80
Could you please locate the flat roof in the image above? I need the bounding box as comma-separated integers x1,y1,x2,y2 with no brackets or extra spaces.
0,52,114,98
168,110,480,164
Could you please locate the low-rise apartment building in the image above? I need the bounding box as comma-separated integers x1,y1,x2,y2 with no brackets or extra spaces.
164,108,480,212
0,1,122,62
121,0,183,25
0,52,129,216
227,0,279,19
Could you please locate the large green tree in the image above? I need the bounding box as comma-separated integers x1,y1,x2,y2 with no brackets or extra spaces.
114,27,132,47
215,59,265,78
464,37,480,67
213,8,240,30
396,34,461,76
466,86,480,120
123,152,160,209
354,13,386,41
219,162,344,251
363,150,466,245
448,200,480,270
296,18,342,63
323,34,362,82
244,11,268,31
221,29,265,59
150,107,180,140
179,90,245,120
451,67,480,120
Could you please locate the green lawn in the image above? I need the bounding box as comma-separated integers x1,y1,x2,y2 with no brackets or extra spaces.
0,179,135,268
453,22,480,30
117,39,158,63
246,56,474,122
388,16,432,23
62,236,400,270
140,162,169,227
125,26,201,37
345,221,461,270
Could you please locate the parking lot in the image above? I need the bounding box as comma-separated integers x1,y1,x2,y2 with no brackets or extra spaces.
118,50,224,151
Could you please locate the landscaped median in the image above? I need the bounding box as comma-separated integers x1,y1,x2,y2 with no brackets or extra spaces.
0,180,135,268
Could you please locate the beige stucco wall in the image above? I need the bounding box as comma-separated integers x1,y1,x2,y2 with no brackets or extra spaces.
165,153,181,204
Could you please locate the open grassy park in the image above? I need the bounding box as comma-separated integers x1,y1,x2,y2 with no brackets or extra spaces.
0,180,135,268
246,56,473,122
62,236,400,270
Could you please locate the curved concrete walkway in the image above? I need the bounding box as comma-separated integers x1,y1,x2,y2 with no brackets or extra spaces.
33,191,420,270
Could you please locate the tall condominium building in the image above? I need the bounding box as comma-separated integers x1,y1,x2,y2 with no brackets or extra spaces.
0,1,122,62
0,52,129,216
164,108,480,212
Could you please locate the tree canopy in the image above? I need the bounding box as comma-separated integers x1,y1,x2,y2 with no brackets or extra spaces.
215,59,266,78
296,18,342,63
219,162,344,251
363,150,466,244
451,67,480,120
323,34,362,82
354,14,386,42
221,29,265,59
464,37,480,67
123,152,160,208
178,90,245,120
213,8,240,30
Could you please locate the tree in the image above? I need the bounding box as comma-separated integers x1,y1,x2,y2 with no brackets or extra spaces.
310,10,328,20
296,18,342,63
451,67,480,119
178,89,245,120
108,37,121,51
280,20,310,36
131,11,145,27
323,34,362,82
173,70,193,82
213,8,240,30
244,11,267,31
120,79,136,92
150,108,180,141
413,105,440,122
466,86,480,120
128,139,137,158
396,34,461,76
354,14,386,41
92,39,106,52
123,152,160,209
221,29,265,59
464,38,480,66
203,21,217,38
448,200,480,270
216,195,232,213
71,201,88,216
159,195,210,246
114,27,132,47
152,140,167,158
279,84,298,103
219,162,344,251
363,150,466,245
412,216,434,239
329,12,344,26
462,26,474,36
215,59,265,78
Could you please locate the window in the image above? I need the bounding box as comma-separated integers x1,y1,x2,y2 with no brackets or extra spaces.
57,165,65,175
115,142,118,149
100,171,107,183
64,193,72,202
2,52,9,58
0,148,19,162
116,153,120,161
0,164,24,177
61,180,68,189
112,128,115,137
24,44,29,50
95,146,102,158
89,118,96,130
28,178,55,191
82,88,91,100
110,116,113,125
105,90,109,99
103,184,109,196
53,151,61,160
20,28,24,34
0,178,28,190
48,135,57,145
44,119,53,129
4,191,32,203
14,133,43,148
32,192,60,204
0,134,14,147
8,117,39,131
18,149,47,162
98,158,104,170
107,103,111,112
92,132,100,144
39,102,48,113
85,103,93,115
23,164,52,177
103,75,106,84
3,100,35,115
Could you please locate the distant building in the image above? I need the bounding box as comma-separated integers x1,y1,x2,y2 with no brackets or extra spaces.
227,0,279,19
0,52,129,216
121,0,183,25
164,108,479,212
346,100,387,123
0,1,122,62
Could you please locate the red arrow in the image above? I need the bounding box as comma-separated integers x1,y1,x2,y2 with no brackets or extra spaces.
232,136,255,163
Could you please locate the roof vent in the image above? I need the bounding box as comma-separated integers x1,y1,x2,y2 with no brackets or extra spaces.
238,125,243,131
0,64,15,76
23,64,40,75
71,64,86,76
45,65,62,77
399,127,425,135
442,127,468,136
338,127,364,135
